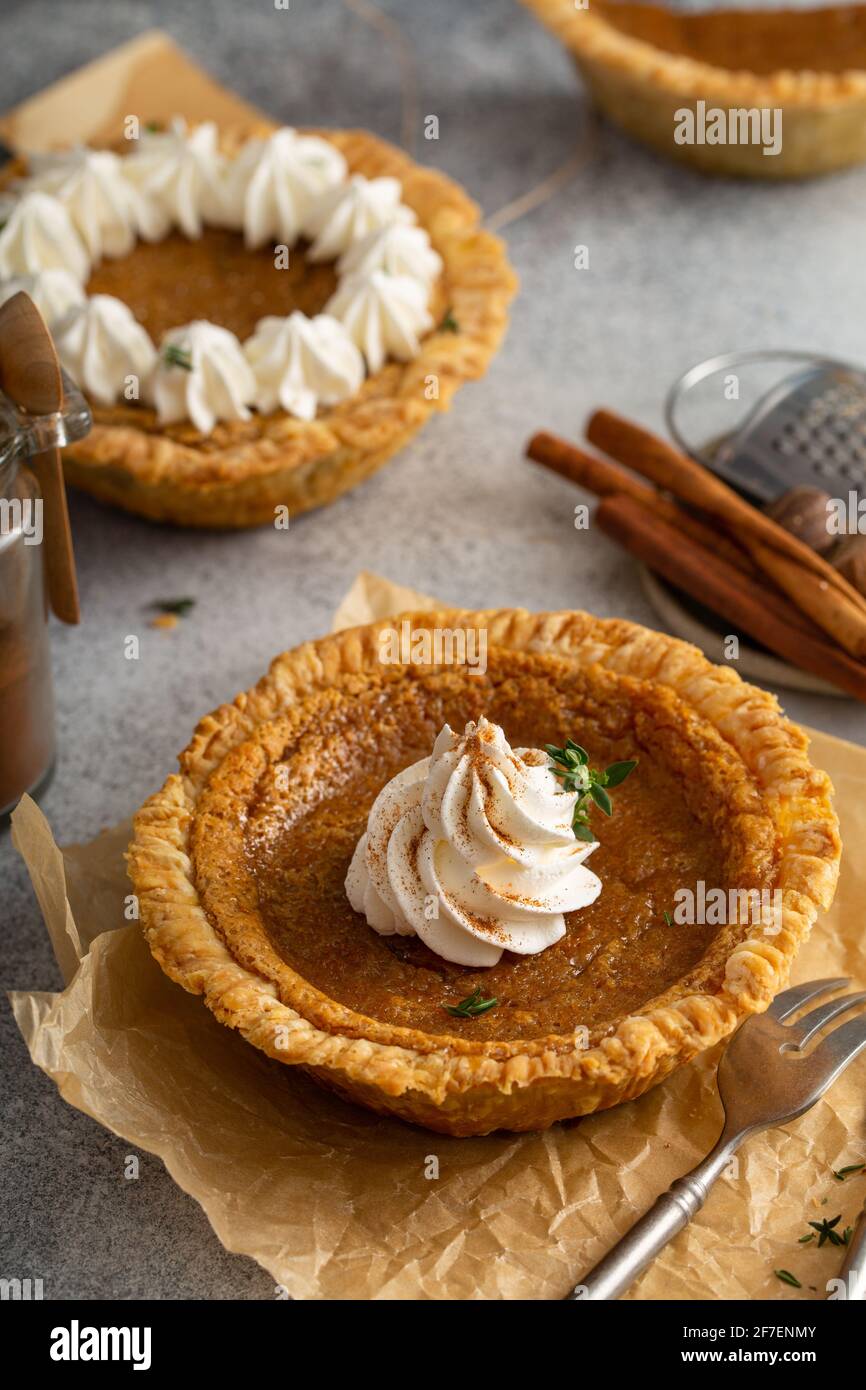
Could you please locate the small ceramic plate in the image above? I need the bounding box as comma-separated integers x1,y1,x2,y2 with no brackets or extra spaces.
639,567,843,698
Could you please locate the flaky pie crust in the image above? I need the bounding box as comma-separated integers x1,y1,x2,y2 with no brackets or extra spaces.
32,126,516,527
522,0,866,178
128,610,840,1136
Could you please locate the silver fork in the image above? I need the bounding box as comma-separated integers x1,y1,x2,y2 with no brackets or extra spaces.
568,978,866,1301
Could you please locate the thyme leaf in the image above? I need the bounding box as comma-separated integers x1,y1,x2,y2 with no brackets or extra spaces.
546,741,637,841
163,343,193,372
807,1215,844,1247
152,597,196,617
833,1163,866,1182
443,986,498,1019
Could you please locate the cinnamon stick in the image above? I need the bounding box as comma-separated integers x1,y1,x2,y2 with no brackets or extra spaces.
595,492,866,703
527,429,759,580
587,408,866,659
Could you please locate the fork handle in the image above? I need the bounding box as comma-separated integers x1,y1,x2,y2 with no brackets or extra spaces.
567,1136,740,1301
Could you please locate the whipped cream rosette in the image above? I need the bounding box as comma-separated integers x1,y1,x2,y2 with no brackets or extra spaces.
54,295,157,408
0,191,90,281
326,270,433,372
121,119,226,239
21,147,162,260
152,321,256,434
304,174,415,261
346,718,602,967
0,269,85,327
337,222,442,284
244,312,363,418
221,128,347,249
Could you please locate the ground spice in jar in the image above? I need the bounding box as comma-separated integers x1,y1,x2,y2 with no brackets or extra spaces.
0,461,55,817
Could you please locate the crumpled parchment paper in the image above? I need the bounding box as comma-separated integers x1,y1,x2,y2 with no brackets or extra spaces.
9,572,866,1300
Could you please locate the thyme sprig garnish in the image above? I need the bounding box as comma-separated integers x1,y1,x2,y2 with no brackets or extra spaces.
805,1214,849,1248
545,740,637,842
443,986,498,1019
163,343,193,371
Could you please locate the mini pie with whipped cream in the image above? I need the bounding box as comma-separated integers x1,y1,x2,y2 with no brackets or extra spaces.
128,608,840,1136
0,120,515,527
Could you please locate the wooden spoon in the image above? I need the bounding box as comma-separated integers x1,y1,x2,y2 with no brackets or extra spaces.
0,291,79,625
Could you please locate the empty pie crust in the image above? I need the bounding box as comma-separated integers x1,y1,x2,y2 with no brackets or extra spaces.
128,610,840,1136
5,126,515,527
522,0,866,178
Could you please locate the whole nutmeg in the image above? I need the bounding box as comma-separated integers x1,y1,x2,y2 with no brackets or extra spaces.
831,534,866,599
765,486,836,555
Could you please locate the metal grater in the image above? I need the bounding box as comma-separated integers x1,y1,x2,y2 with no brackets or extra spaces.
666,352,866,506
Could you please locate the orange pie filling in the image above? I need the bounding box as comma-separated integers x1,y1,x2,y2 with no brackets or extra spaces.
190,650,779,1049
87,230,339,346
590,1,866,76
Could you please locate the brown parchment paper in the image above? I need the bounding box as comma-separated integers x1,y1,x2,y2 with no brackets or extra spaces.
0,31,266,153
8,571,866,1301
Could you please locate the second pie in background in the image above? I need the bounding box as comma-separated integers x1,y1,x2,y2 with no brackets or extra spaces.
0,121,516,527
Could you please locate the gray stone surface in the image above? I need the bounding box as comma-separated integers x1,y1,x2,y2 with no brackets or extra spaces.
1,0,865,1300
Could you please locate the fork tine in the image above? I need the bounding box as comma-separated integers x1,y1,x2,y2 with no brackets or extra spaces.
791,992,866,1048
766,977,850,1022
808,1014,866,1093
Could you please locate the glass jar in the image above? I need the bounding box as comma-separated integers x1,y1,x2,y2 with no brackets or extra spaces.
0,376,90,819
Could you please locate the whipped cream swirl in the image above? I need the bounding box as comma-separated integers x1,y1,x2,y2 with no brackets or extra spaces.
152,320,256,433
337,223,442,285
346,718,602,967
222,127,347,249
21,147,162,260
54,294,157,407
326,270,432,372
0,191,90,281
0,269,85,327
304,174,414,261
122,119,225,239
244,311,363,418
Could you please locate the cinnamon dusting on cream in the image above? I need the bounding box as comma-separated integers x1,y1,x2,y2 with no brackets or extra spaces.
345,716,603,967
